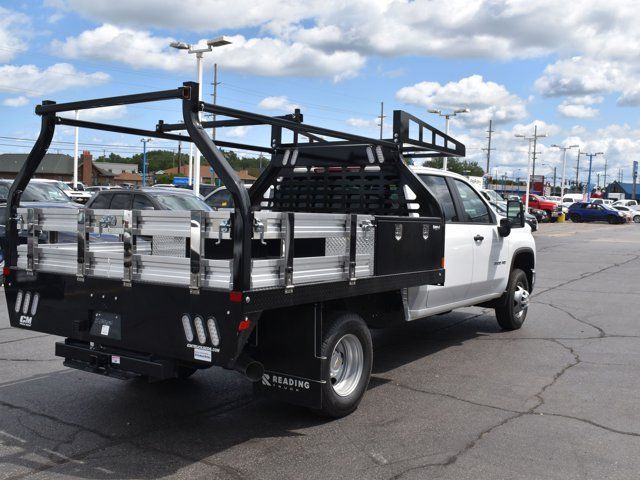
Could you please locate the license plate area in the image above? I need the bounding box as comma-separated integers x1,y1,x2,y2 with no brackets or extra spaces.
90,311,122,341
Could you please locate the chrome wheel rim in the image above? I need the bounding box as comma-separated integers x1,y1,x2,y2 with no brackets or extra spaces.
513,283,530,320
329,334,364,397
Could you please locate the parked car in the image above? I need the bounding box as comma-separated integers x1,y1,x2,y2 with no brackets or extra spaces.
568,202,626,224
494,201,538,231
34,179,92,203
591,198,613,206
204,184,255,210
480,189,504,205
612,199,638,207
523,194,560,220
562,193,583,208
613,206,640,223
528,207,549,223
0,179,79,266
65,181,87,191
85,185,122,194
85,187,212,211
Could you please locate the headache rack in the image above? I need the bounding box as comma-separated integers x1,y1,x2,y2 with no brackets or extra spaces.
4,82,465,306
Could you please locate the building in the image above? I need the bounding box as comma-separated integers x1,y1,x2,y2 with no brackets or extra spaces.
163,165,256,184
606,181,638,200
0,152,141,186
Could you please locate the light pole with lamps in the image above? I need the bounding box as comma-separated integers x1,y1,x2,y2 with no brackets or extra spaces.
427,108,469,171
551,144,579,200
170,36,232,195
140,138,152,187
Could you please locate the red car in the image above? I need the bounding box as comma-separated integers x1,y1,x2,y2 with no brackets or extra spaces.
522,194,560,220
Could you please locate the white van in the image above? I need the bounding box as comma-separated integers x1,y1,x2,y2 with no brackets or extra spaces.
562,193,583,207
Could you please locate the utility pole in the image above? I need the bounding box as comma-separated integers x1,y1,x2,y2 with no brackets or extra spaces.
377,102,385,140
596,173,600,188
603,157,608,188
141,138,152,187
531,125,540,177
584,152,603,200
553,167,557,193
485,119,494,174
211,63,220,141
575,149,582,190
177,140,182,175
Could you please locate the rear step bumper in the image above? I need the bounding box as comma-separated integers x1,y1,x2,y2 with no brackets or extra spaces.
55,341,178,380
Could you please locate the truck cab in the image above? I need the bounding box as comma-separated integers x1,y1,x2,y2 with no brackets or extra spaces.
523,194,559,218
409,167,535,327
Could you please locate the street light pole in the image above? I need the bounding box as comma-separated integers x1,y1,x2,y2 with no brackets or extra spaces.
515,127,547,210
73,110,79,188
170,36,232,195
141,138,152,186
551,144,579,199
428,108,470,171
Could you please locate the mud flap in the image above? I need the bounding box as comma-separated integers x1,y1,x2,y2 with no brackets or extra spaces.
252,303,325,409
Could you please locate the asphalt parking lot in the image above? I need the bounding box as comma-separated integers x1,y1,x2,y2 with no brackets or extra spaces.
1,221,639,480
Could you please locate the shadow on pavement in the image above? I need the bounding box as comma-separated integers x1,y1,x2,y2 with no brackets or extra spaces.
0,309,500,479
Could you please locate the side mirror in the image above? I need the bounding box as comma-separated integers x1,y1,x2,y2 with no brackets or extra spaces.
498,217,511,237
506,199,525,228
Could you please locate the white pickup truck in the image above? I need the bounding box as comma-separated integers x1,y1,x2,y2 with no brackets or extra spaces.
407,167,535,330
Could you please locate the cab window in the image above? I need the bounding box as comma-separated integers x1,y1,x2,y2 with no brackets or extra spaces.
133,194,154,210
418,175,458,222
452,179,491,223
110,193,132,209
90,193,112,209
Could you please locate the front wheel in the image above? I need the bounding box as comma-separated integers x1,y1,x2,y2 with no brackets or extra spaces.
607,215,619,224
570,213,581,223
633,215,640,223
317,312,372,418
495,268,530,330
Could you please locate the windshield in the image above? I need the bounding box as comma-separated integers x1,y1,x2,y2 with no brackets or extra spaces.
54,181,73,192
151,193,212,211
22,182,71,202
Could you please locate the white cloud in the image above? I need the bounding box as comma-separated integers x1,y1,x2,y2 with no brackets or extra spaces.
558,103,599,119
226,126,251,139
535,57,627,97
396,75,527,127
258,96,300,112
0,7,31,62
2,96,29,107
52,25,365,81
346,117,377,128
0,63,110,98
60,105,128,121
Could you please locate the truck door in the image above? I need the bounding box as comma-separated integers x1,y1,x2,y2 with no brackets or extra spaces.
407,174,473,313
449,178,509,299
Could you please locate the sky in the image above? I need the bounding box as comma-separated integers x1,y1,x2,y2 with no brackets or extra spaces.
1,0,640,186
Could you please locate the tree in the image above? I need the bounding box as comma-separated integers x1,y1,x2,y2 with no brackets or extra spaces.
421,157,484,176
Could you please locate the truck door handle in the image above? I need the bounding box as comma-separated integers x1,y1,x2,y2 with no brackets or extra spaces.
474,234,484,242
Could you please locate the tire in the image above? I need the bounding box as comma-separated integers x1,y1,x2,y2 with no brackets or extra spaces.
570,213,581,223
633,215,640,224
495,268,530,331
607,215,617,224
317,312,372,418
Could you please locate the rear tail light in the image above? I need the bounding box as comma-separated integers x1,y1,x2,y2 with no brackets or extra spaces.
207,317,220,347
14,290,23,313
181,314,194,343
194,316,206,344
22,292,31,315
30,293,40,316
